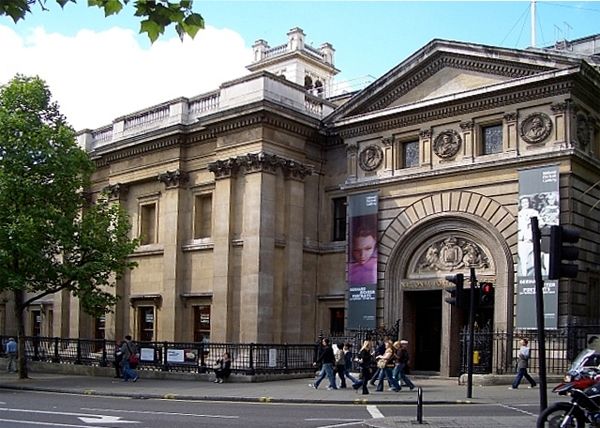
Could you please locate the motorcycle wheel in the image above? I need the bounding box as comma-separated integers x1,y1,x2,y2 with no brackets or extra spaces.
537,402,586,428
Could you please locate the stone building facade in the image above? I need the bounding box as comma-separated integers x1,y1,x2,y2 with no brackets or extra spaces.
4,29,600,375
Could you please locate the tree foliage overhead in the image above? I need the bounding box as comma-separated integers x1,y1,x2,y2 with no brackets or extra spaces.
0,0,204,42
0,74,139,320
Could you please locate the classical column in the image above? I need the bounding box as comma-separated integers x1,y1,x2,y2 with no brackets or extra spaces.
238,153,279,343
103,183,129,341
207,158,239,342
157,169,189,341
281,161,311,342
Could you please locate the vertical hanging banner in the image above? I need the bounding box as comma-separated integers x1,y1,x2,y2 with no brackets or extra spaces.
347,192,378,330
516,165,560,329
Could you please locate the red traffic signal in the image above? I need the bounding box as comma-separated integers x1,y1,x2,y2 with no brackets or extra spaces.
479,282,494,306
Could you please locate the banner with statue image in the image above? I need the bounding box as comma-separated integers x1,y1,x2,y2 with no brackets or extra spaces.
515,165,560,329
347,192,378,330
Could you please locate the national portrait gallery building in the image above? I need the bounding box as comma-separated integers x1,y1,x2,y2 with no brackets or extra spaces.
5,28,600,375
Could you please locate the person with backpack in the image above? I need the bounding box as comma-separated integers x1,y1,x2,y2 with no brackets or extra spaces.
120,335,139,382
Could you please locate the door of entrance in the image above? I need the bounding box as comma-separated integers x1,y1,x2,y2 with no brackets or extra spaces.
404,290,442,372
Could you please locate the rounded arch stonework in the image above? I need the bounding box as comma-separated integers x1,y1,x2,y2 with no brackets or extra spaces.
377,190,517,332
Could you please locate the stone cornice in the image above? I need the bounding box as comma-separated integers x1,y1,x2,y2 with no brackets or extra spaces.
207,151,313,181
337,80,573,139
93,136,183,168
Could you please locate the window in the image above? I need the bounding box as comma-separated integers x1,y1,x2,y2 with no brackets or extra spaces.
193,305,211,342
482,124,503,155
402,140,419,168
31,310,41,337
138,307,154,342
140,203,157,245
332,197,347,241
588,277,600,323
194,194,213,239
95,316,106,340
330,308,345,336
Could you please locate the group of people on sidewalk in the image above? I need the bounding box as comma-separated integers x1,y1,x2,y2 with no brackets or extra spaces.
309,337,416,395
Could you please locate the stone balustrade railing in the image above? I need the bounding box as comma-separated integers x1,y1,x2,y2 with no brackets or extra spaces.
77,72,336,153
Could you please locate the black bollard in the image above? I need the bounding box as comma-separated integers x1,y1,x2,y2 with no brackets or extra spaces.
416,386,423,424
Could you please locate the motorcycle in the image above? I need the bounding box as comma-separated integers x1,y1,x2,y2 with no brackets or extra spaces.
537,365,600,427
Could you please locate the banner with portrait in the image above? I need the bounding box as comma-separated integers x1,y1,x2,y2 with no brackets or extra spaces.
516,165,559,329
347,192,378,330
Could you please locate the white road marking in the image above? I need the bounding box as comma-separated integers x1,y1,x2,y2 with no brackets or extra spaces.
497,403,538,417
0,408,138,424
0,418,108,428
366,405,384,418
78,415,138,424
313,422,365,428
81,407,239,419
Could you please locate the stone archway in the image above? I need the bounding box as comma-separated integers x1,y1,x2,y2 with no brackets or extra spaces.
377,191,517,374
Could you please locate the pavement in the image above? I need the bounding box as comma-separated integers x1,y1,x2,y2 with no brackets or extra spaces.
0,370,558,427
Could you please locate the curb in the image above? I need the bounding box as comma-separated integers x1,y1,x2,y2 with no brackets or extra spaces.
0,383,475,405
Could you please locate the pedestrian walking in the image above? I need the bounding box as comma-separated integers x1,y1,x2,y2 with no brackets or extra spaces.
334,342,347,388
4,337,17,373
375,340,401,392
213,351,231,383
393,340,415,391
342,343,360,387
309,338,337,390
369,338,386,385
120,335,139,382
352,340,374,395
510,338,537,389
113,340,123,378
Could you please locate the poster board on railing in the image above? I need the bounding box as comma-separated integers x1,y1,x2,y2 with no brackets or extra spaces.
140,347,155,362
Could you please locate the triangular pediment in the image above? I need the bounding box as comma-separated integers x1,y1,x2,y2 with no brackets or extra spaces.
327,39,581,122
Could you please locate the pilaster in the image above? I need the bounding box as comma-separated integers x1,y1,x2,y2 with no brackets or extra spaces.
459,121,474,159
503,112,518,152
157,170,188,341
419,129,432,167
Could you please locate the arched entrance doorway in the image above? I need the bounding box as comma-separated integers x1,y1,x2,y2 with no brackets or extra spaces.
378,192,516,376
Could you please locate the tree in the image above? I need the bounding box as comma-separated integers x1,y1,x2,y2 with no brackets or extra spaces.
0,75,138,378
0,0,204,43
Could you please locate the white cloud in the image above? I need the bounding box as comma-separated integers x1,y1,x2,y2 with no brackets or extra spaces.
0,25,252,131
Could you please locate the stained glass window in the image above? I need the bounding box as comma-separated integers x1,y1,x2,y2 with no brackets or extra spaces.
403,140,419,168
483,124,503,155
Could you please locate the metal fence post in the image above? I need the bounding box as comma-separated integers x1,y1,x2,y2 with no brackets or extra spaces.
284,343,289,372
52,337,60,363
162,342,169,371
248,343,255,375
75,338,82,365
100,339,108,367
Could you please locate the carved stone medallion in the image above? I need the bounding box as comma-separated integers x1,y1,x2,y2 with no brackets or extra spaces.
520,113,552,144
433,130,461,159
358,145,383,171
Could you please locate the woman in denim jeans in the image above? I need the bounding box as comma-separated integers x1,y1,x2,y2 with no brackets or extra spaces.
393,340,415,390
375,341,401,392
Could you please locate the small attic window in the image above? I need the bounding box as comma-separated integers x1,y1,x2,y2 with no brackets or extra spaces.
304,76,313,90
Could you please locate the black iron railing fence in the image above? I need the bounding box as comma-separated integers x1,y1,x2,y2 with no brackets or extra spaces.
460,326,600,375
0,335,317,375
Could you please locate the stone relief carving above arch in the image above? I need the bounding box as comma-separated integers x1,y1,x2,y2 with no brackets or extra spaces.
409,235,493,279
520,112,552,144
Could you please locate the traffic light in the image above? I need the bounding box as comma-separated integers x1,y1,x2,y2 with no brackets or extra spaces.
548,225,580,280
479,282,494,306
445,273,464,308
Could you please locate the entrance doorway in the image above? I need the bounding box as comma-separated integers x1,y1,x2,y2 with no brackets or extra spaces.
404,290,442,372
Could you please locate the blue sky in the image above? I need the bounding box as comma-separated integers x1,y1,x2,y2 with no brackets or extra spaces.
2,1,600,130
